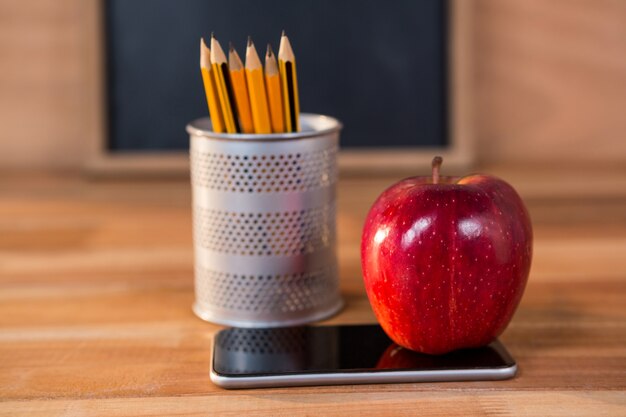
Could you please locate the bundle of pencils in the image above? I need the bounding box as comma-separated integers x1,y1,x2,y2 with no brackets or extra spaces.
200,31,300,134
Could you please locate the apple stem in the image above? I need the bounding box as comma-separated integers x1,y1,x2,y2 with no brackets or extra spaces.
432,156,443,184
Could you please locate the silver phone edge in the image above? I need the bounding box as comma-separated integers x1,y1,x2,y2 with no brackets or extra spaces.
210,363,517,389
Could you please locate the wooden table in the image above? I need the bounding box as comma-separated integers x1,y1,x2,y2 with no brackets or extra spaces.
1,171,625,416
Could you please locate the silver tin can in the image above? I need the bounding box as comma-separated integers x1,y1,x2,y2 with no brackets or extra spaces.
187,113,343,327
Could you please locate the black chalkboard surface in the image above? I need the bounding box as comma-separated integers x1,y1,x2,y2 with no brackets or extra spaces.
105,0,448,151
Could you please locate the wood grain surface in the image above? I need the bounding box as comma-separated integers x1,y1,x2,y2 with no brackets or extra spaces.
0,172,625,416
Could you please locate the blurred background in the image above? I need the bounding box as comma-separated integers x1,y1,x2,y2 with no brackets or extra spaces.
1,0,625,171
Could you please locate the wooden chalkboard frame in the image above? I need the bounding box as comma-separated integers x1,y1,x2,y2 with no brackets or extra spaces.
83,0,473,177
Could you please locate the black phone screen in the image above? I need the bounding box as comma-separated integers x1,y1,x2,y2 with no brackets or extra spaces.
212,324,515,377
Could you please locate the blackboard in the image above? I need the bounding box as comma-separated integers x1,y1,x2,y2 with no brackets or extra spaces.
105,0,448,151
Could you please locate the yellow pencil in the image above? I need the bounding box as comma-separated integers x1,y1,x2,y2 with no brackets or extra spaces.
244,37,272,134
228,42,254,133
210,33,239,133
199,38,225,133
264,43,285,133
278,31,300,132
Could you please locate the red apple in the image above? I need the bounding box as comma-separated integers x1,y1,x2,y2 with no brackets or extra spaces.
361,157,532,354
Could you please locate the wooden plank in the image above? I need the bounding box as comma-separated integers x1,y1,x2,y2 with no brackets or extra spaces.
1,391,625,417
0,281,624,400
0,173,625,415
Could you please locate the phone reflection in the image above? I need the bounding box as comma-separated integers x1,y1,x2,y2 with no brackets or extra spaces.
376,341,513,370
213,326,339,375
212,325,513,376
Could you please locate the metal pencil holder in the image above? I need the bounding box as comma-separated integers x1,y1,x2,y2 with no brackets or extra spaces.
187,113,343,327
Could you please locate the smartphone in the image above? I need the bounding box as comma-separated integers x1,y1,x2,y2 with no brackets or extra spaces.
211,324,516,389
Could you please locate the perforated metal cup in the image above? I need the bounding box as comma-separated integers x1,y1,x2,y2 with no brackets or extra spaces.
187,113,343,327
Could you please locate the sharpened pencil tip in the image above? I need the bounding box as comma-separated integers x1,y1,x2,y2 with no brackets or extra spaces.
281,29,286,37
247,36,252,47
229,41,234,52
266,43,273,56
211,32,215,39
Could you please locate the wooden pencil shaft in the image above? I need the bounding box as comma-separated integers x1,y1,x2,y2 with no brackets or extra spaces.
229,69,254,133
285,62,298,132
278,34,300,132
211,61,238,133
265,46,284,133
265,73,284,133
229,46,254,133
200,39,225,133
201,68,225,133
246,68,272,134
211,36,239,133
245,39,272,134
278,58,300,132
220,62,241,133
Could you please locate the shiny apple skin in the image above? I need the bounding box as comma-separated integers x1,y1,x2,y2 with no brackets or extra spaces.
361,175,532,354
